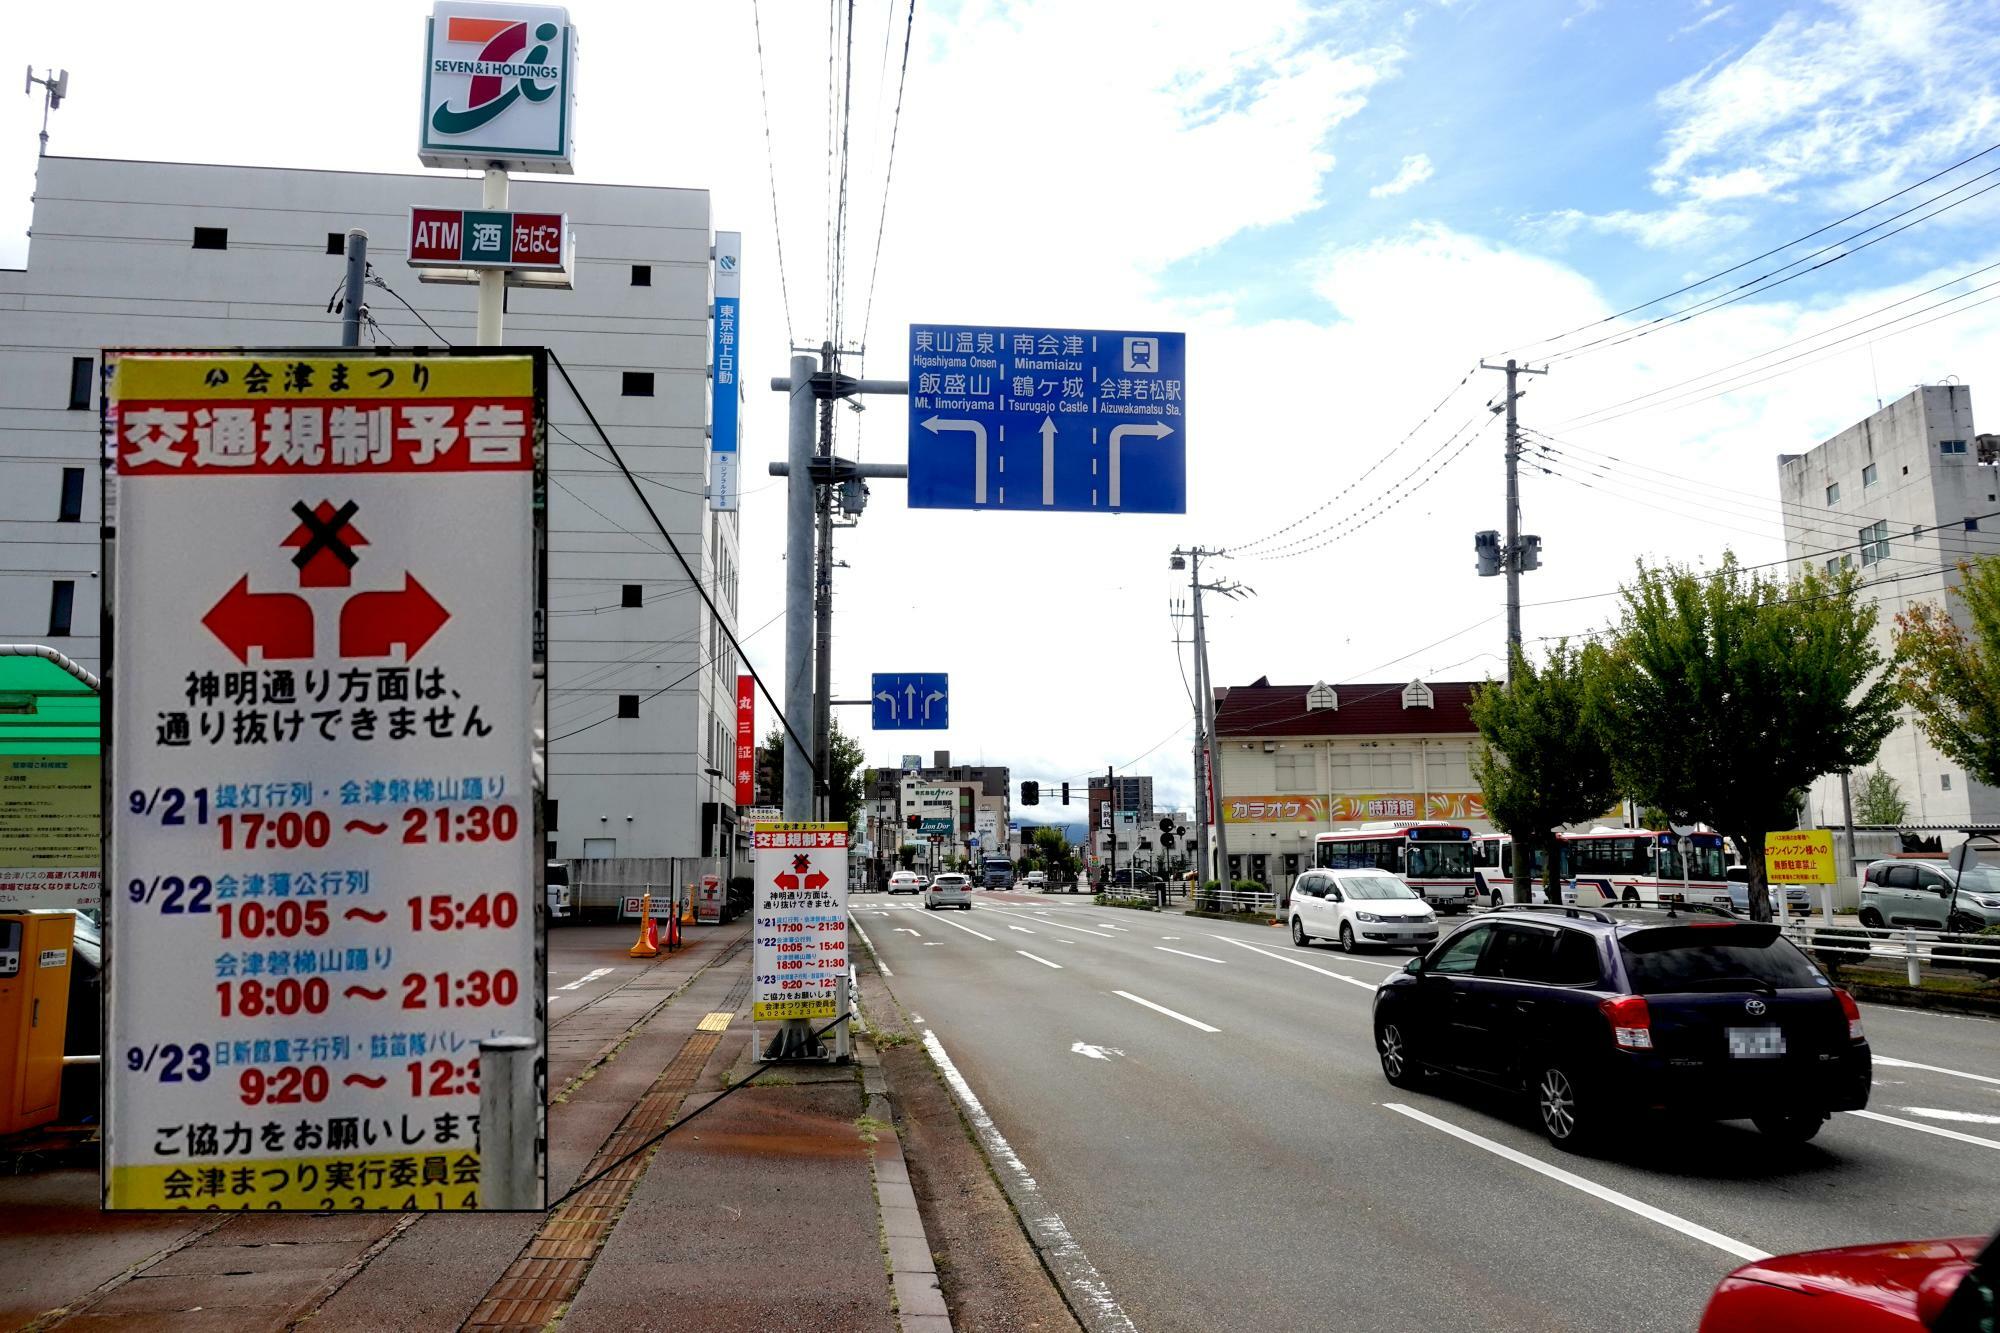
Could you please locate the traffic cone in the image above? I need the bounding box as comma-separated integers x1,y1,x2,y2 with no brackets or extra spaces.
666,905,682,952
680,886,696,925
629,894,660,958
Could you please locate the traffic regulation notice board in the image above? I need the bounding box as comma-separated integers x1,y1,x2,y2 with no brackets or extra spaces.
103,350,545,1211
751,823,848,1023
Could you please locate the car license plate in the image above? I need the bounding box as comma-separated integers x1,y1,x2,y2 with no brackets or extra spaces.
1727,1027,1786,1059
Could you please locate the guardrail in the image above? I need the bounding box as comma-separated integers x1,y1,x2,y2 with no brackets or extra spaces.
1187,885,1277,915
1786,921,2000,986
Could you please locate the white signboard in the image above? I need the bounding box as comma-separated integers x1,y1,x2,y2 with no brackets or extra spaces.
751,823,848,1022
104,351,544,1211
419,2,577,173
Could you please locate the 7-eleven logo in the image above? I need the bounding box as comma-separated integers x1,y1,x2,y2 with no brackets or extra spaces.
430,11,563,136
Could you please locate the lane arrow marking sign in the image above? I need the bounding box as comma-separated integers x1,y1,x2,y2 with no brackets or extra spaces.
921,416,989,503
1039,417,1057,506
874,689,898,720
1106,420,1174,509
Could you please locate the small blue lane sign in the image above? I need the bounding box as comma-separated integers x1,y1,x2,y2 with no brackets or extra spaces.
872,672,948,731
908,324,1186,513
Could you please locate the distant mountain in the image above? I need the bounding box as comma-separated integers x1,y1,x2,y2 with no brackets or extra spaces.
1015,816,1087,844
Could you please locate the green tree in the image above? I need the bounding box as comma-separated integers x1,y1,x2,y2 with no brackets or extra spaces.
756,720,867,827
1853,766,1908,826
1895,557,2000,788
1591,556,1898,921
1471,641,1621,905
1029,825,1076,888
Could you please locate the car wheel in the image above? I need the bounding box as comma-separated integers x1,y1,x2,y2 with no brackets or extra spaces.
1859,907,1884,929
1752,1110,1825,1144
1339,922,1358,953
1490,889,1504,911
1536,1064,1591,1150
1291,916,1312,947
1377,1021,1421,1090
1948,911,1983,934
1621,889,1639,907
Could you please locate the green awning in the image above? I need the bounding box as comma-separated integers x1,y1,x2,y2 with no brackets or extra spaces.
0,654,100,756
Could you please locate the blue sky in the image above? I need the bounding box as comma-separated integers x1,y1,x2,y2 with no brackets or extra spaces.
9,0,2000,806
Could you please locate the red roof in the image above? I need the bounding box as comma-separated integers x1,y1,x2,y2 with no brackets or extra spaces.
1213,679,1480,738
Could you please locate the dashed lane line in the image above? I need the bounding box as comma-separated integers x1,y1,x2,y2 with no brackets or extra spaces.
930,913,999,942
1113,989,1221,1033
1018,951,1064,970
1154,946,1227,965
1208,935,1379,990
1846,1107,2000,1151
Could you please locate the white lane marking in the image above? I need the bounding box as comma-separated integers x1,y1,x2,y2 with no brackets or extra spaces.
930,913,998,942
1155,946,1227,965
1072,1042,1124,1060
1008,924,1037,934
1384,1103,1770,1263
1209,935,1378,990
984,905,1118,935
922,1031,1138,1333
1114,990,1220,1033
557,967,614,992
1018,951,1064,970
895,927,922,937
1874,1055,2000,1087
1902,1107,2000,1126
912,1013,923,1023
1057,938,1077,944
1326,953,1410,971
1095,922,1131,931
848,912,891,977
1847,1108,2000,1151
1161,936,1181,941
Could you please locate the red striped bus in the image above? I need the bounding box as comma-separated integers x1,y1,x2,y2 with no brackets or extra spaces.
1313,822,1479,915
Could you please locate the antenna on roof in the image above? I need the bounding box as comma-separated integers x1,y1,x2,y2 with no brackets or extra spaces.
25,66,68,158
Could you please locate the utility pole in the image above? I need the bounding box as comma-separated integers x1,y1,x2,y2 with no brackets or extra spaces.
339,230,368,349
1176,547,1249,900
1477,358,1548,678
813,342,837,819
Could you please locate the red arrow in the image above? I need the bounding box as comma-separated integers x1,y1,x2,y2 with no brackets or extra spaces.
202,577,314,663
805,870,829,892
339,574,450,660
774,873,800,892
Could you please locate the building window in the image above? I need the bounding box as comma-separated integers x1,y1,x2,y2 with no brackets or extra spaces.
1273,751,1314,793
631,264,652,286
1942,773,1954,791
326,232,345,256
1858,520,1889,567
546,799,559,830
1941,439,1969,456
1862,463,1878,488
1823,553,1851,575
1825,482,1840,505
192,226,228,250
621,583,643,608
58,467,84,523
617,694,641,719
622,371,655,396
1401,680,1434,710
68,356,93,410
47,580,74,637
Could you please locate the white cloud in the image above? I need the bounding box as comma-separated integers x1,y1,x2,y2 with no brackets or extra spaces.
1369,153,1434,198
1529,201,1750,249
1676,3,1735,37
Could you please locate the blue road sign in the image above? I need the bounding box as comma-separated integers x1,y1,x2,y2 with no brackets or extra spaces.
872,672,949,731
908,324,1185,513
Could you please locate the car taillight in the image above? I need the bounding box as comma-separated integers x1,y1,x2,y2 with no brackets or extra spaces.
1835,987,1864,1041
1599,994,1653,1051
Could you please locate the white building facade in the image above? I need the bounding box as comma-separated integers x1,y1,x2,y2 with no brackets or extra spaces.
0,156,740,865
1778,384,2000,828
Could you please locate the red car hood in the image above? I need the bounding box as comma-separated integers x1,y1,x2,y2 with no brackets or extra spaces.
1729,1238,1986,1309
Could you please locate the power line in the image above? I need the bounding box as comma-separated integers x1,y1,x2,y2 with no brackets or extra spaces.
857,0,916,356
551,608,784,743
1497,139,2000,360
750,0,799,347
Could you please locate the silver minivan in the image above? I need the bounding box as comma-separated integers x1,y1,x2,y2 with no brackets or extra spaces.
1860,859,2000,932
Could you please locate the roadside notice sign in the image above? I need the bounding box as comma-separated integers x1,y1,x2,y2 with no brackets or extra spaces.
0,755,101,910
103,349,545,1211
1765,829,1836,884
751,823,847,1021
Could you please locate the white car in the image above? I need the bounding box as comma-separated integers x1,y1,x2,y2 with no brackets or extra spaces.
1289,867,1438,953
925,872,973,910
1021,870,1049,892
887,870,922,895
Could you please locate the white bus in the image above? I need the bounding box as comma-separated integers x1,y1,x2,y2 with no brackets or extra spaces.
1562,826,1731,909
1313,822,1479,914
1470,833,1568,910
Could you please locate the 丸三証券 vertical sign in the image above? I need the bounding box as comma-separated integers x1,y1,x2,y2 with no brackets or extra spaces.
751,823,847,1021
103,351,545,1211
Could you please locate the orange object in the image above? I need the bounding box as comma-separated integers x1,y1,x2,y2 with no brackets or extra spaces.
628,894,660,958
0,913,75,1135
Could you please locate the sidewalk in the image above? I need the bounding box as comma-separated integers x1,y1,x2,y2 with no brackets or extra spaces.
12,916,936,1333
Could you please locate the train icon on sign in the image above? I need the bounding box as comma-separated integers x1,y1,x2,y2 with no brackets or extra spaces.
1123,337,1157,373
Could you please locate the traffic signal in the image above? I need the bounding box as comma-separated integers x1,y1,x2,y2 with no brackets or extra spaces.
1022,781,1040,806
1061,781,1070,806
1159,816,1174,833
906,814,920,830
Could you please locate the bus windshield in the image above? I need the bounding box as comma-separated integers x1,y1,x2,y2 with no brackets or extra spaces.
1405,841,1475,879
1659,841,1726,881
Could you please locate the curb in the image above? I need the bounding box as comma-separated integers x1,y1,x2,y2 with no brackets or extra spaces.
857,1038,955,1333
1845,978,2000,1019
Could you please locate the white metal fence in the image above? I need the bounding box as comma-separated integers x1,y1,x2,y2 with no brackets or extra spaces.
1786,921,2000,986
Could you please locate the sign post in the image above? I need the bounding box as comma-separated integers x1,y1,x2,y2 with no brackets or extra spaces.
751,822,849,1061
103,349,546,1211
908,323,1186,512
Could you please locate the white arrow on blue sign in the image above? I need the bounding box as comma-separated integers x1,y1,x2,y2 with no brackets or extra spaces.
872,672,948,731
908,324,1185,513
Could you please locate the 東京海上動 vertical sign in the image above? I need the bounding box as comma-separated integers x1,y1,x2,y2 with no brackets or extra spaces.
907,324,1186,513
709,231,743,512
103,350,546,1211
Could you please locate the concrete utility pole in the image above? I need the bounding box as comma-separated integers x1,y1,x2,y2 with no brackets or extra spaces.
813,343,837,819
1176,547,1247,897
1173,550,1215,890
339,230,368,349
1478,358,1547,678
